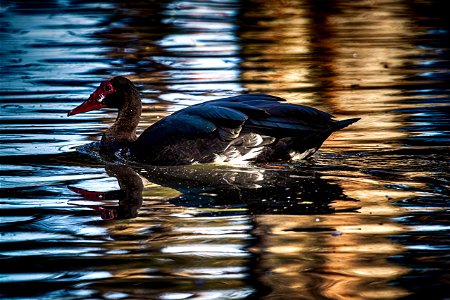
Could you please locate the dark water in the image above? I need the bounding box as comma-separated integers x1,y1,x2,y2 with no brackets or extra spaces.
1,0,449,299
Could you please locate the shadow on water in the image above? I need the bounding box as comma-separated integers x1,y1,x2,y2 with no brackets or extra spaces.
1,0,449,299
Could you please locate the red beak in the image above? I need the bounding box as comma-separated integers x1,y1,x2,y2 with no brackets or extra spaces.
68,88,106,116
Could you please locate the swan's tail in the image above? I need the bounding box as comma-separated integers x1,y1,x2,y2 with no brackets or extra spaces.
335,118,360,130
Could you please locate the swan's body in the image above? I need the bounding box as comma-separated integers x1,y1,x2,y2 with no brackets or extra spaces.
68,76,359,165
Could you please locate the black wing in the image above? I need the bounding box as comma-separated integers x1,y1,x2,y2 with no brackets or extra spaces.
131,94,352,164
136,94,338,144
211,94,336,136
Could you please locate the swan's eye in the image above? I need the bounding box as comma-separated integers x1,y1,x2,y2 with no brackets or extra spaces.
104,84,112,92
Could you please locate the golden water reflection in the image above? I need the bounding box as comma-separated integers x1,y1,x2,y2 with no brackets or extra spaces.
251,206,410,299
240,0,428,153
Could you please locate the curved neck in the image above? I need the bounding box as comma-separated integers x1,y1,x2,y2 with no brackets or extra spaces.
112,96,142,136
101,88,142,152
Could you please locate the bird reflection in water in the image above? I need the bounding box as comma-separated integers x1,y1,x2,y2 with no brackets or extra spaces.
69,164,357,219
69,165,143,219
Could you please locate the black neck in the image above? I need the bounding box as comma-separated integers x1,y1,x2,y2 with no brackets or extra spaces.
101,87,142,152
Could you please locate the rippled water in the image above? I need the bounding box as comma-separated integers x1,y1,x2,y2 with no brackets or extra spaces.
1,0,449,299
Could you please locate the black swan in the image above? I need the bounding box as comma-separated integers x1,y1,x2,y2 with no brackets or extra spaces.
68,76,359,165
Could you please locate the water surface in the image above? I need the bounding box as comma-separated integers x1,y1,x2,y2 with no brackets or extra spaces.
1,0,449,299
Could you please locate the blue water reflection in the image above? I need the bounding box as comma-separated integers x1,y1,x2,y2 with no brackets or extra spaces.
154,0,244,113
